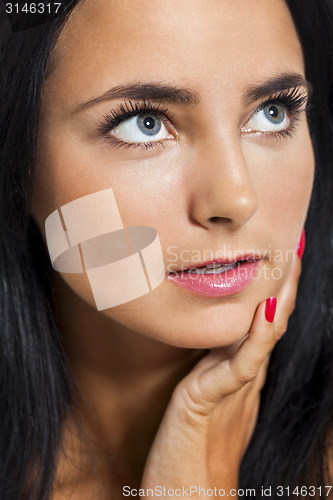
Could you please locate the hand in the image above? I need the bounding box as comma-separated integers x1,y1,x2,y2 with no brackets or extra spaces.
141,255,302,496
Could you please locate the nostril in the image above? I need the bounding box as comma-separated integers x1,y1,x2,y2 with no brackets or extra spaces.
209,216,232,224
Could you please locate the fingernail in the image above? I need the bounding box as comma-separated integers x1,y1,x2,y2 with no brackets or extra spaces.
296,228,306,259
265,297,277,323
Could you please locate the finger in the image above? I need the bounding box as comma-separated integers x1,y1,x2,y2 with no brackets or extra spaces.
196,298,276,403
242,251,302,391
236,250,302,384
251,352,271,392
273,251,302,335
189,337,247,374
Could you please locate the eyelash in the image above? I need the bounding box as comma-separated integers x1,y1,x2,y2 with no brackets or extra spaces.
97,101,174,150
249,86,310,140
97,87,309,150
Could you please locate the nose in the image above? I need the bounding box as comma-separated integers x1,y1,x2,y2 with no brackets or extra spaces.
188,135,259,230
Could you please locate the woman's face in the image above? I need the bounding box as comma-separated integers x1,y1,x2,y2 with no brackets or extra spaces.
33,0,314,348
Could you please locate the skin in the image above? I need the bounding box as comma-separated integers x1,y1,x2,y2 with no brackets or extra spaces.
31,0,314,497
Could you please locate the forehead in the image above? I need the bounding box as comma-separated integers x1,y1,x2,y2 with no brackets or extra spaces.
46,0,304,106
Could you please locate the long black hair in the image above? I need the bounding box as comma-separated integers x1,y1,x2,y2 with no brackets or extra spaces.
0,3,81,499
0,1,332,499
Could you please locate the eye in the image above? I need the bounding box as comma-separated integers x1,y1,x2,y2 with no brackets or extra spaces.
111,113,172,143
244,103,289,133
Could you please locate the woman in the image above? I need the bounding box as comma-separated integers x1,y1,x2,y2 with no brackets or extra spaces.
1,0,333,498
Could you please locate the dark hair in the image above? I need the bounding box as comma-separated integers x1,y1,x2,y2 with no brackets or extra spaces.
0,3,81,499
0,1,332,498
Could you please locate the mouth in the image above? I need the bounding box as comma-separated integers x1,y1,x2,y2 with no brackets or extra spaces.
167,255,264,297
170,254,263,274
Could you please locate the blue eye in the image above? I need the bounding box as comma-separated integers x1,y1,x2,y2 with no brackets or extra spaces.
111,113,171,143
263,104,285,124
245,103,289,132
136,114,162,135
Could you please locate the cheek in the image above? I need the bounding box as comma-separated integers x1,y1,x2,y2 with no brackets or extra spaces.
241,130,315,297
263,164,314,224
249,129,315,244
33,119,178,319
34,112,179,231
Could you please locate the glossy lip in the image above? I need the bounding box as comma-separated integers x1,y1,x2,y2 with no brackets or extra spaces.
167,258,263,297
171,253,263,272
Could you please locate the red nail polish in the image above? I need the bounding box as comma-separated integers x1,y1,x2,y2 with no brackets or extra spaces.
297,228,306,259
265,297,277,323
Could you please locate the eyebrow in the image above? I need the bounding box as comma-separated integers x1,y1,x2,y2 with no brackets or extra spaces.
73,73,311,114
73,83,201,113
243,73,312,104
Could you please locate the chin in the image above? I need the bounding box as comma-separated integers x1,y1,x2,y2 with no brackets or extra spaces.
109,301,256,350
159,317,253,349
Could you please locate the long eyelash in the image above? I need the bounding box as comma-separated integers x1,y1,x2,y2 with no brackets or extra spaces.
258,86,310,113
97,100,173,150
255,86,310,140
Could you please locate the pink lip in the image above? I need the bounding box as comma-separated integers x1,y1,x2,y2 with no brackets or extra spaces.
176,253,262,272
167,259,262,297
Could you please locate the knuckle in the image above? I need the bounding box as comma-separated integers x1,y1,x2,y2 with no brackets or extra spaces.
172,377,209,416
257,359,270,389
257,334,275,351
274,320,289,340
233,365,258,385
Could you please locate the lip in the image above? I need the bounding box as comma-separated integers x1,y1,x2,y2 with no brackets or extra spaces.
175,253,262,272
167,258,263,297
